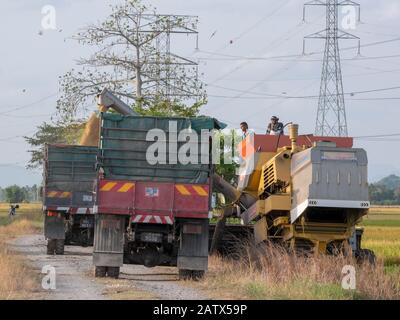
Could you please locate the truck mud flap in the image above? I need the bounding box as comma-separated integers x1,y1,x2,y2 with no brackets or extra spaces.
177,219,209,271
93,214,125,267
44,214,65,240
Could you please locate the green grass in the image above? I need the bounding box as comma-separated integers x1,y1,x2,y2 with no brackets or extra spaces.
244,282,267,300
0,203,43,299
0,203,43,229
244,280,361,300
362,220,400,227
361,207,400,266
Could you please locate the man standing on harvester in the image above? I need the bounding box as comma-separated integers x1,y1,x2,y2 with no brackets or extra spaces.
266,116,284,135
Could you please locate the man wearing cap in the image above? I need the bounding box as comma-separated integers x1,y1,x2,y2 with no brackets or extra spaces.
266,116,284,135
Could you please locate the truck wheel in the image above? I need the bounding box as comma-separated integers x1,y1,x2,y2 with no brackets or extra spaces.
107,267,120,279
55,239,65,255
356,249,376,265
47,239,56,255
95,266,107,278
65,232,72,245
190,270,205,281
179,269,205,281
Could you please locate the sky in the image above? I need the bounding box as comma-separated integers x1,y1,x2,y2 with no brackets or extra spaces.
0,0,400,186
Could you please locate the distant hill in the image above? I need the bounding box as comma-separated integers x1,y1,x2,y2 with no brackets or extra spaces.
0,165,42,188
375,174,400,190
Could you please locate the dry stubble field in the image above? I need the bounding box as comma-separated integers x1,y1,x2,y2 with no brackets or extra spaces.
0,203,399,299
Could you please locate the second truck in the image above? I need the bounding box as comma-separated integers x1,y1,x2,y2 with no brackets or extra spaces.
92,113,224,279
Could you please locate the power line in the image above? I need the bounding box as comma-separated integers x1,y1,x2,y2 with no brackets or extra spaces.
194,0,293,58
0,112,56,119
207,84,400,99
354,133,400,139
208,95,400,101
214,67,400,82
196,37,400,62
198,53,400,62
0,93,58,116
205,13,327,87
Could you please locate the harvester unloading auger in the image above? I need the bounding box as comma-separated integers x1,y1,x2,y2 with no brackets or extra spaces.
210,124,375,262
80,88,139,146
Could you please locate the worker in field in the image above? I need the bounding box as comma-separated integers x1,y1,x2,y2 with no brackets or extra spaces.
266,116,284,135
9,204,18,217
240,122,254,140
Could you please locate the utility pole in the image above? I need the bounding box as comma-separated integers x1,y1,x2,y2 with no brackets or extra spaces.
140,14,200,101
303,0,360,137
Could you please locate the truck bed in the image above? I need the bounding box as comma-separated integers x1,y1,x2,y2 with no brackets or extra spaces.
43,144,97,213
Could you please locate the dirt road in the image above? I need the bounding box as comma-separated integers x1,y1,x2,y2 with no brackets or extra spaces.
8,235,208,300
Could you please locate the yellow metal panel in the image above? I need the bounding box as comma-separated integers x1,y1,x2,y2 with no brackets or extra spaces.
259,194,291,216
117,183,135,193
258,149,291,196
47,191,58,198
175,185,191,196
273,216,289,227
192,186,208,197
59,192,71,198
244,152,275,195
100,182,117,192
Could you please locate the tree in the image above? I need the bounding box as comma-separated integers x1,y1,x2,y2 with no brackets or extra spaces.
4,185,25,203
57,0,206,120
214,130,240,186
26,0,207,169
24,121,84,169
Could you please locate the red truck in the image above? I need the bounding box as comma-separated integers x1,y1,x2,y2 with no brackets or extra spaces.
92,113,224,279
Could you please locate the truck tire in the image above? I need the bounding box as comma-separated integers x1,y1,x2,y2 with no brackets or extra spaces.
55,239,65,255
107,267,120,279
95,266,107,278
356,249,376,265
47,239,56,255
179,269,205,281
65,231,72,245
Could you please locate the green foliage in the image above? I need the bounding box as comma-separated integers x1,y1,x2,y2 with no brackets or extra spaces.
133,97,206,117
376,174,400,190
214,130,240,186
24,121,85,169
57,0,206,121
369,177,400,205
5,185,24,203
3,185,39,203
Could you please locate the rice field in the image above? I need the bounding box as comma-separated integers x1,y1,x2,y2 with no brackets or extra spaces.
0,203,43,229
0,203,43,299
362,207,400,266
196,207,400,300
0,203,399,299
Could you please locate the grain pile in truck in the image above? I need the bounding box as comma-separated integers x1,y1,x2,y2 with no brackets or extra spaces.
93,113,226,279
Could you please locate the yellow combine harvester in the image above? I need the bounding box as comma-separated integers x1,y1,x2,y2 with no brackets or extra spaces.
212,124,375,262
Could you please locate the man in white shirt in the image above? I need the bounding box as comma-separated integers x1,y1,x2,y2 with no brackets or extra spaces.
240,122,254,139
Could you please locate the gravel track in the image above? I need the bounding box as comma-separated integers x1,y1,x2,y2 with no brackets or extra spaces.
8,234,208,300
